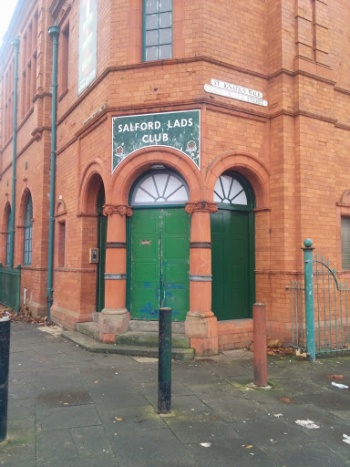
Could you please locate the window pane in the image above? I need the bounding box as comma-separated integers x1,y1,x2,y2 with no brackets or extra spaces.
146,46,159,61
159,44,172,59
153,173,169,196
146,30,159,46
146,14,158,30
167,185,188,202
160,0,172,12
159,12,172,28
140,176,158,197
134,190,155,204
146,0,158,14
159,28,172,45
232,191,247,205
341,218,350,269
228,179,243,199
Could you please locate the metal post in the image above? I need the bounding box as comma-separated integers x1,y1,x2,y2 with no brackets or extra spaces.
303,238,316,361
158,307,172,414
9,39,20,269
47,25,60,321
0,316,11,442
253,303,268,386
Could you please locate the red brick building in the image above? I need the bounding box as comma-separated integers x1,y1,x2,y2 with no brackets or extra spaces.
1,0,349,355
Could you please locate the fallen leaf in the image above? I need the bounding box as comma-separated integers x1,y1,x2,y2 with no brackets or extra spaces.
327,374,345,380
266,346,295,356
0,306,55,326
114,417,124,422
267,339,280,348
279,397,292,404
245,445,253,449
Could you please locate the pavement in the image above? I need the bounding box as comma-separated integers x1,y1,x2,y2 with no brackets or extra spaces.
1,321,350,467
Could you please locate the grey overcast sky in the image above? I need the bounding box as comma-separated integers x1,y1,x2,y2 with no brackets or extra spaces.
0,0,18,47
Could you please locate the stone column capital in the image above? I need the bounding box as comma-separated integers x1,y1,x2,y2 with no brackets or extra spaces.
185,201,218,215
103,204,133,217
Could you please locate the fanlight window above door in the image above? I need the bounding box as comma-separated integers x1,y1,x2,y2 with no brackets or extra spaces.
214,174,248,206
131,171,189,205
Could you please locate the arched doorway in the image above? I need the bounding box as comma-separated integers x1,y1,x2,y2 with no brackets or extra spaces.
128,169,190,321
211,172,255,320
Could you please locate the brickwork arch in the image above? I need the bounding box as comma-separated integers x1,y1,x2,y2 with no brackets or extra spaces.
110,147,202,205
78,159,108,215
339,189,350,207
206,152,270,209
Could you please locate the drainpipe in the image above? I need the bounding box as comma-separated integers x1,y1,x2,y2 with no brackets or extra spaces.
47,25,60,320
9,38,20,270
303,238,316,361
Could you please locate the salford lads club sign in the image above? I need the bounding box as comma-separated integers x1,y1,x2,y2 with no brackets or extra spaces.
112,110,200,172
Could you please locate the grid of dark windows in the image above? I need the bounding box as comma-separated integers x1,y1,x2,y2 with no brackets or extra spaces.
2,61,14,142
59,23,69,95
23,196,33,265
6,209,11,265
143,0,172,61
21,12,38,119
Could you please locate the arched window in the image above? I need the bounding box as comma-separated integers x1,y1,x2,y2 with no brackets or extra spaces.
213,173,254,209
23,195,33,265
5,208,11,266
131,170,188,206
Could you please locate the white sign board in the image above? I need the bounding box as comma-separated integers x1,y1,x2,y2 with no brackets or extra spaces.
204,79,268,107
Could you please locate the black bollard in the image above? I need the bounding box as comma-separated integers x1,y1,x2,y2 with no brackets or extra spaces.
158,307,172,414
0,316,10,442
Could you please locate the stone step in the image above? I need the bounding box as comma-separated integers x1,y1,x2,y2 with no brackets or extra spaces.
128,320,185,334
62,330,194,360
77,322,189,347
116,331,190,348
76,322,100,340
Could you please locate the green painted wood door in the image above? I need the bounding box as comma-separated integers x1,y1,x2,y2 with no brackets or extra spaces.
129,208,189,321
211,209,253,320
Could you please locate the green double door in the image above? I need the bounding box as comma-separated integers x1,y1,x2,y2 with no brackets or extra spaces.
211,209,254,320
129,208,190,321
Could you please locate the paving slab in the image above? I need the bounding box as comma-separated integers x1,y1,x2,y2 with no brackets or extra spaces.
2,321,350,466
